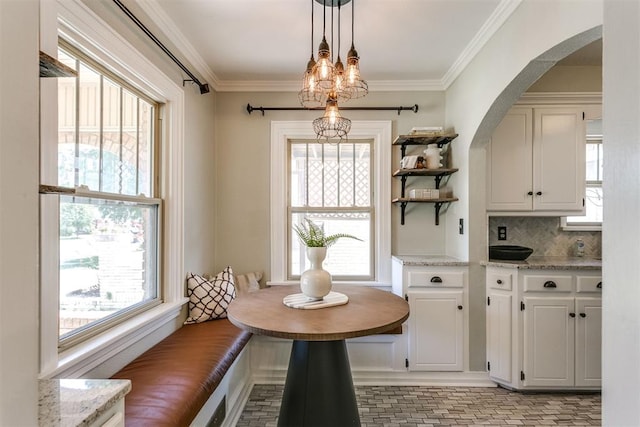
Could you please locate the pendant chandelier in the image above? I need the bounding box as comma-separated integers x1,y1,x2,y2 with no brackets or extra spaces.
299,0,368,142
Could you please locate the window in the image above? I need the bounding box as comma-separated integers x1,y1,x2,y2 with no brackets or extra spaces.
51,42,161,348
41,1,185,377
289,140,373,280
564,118,603,230
270,121,391,285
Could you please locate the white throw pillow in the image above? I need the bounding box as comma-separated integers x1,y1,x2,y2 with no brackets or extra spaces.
184,267,236,324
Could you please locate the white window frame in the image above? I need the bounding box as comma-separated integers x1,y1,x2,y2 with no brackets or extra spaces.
270,121,392,286
39,0,186,379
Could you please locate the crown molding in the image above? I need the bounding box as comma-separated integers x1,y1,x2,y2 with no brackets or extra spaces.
215,79,445,93
140,0,220,90
516,92,602,105
441,0,523,89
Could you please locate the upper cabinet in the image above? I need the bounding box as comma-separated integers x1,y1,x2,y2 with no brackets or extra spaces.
487,106,586,213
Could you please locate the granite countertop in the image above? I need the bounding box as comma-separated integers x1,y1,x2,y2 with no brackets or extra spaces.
39,379,131,427
392,255,469,266
482,256,602,270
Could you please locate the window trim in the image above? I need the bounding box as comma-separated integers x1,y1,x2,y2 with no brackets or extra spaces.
270,121,392,286
563,125,603,231
39,0,186,379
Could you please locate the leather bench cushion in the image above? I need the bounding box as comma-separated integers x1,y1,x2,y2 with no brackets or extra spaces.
111,318,252,427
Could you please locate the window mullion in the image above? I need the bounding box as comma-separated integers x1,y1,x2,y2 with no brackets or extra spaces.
99,75,104,192
74,58,80,187
119,86,124,194
352,142,356,206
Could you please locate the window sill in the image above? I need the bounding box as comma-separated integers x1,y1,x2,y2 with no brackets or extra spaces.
267,280,392,290
40,298,188,379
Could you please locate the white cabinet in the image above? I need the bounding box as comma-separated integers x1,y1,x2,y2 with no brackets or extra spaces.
487,106,586,213
408,290,463,371
523,296,575,387
392,258,468,372
485,265,601,390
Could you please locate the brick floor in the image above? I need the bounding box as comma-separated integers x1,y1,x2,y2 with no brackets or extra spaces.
236,385,601,426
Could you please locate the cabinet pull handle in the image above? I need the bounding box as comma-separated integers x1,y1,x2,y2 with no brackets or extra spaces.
536,191,542,196
597,282,602,288
569,312,576,318
580,313,586,318
458,305,463,310
543,280,557,288
527,191,533,196
430,276,443,283
496,279,503,285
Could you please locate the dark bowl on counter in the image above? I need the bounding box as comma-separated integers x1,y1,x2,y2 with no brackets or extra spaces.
489,245,534,261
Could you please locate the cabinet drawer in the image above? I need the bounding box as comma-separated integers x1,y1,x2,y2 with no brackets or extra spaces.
487,270,512,291
407,271,464,288
576,276,603,293
523,275,572,292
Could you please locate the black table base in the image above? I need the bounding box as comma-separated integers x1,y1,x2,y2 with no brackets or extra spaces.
278,339,361,427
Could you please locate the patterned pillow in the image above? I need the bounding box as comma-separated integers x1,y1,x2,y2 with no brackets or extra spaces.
184,267,236,324
234,271,263,296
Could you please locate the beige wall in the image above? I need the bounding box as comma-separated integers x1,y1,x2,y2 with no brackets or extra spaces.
213,91,450,279
528,65,602,92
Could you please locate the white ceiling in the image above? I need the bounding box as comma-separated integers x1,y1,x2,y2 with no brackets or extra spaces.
147,0,521,92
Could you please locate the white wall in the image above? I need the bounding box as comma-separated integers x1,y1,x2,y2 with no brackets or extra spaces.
0,1,40,424
445,0,602,371
602,2,640,424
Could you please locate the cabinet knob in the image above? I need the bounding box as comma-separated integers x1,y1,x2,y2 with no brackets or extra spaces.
543,280,557,288
569,312,576,318
597,282,602,289
430,276,443,283
496,279,503,285
458,305,463,310
527,191,533,196
580,313,586,318
536,191,542,196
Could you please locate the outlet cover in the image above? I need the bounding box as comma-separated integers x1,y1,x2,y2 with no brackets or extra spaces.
498,226,507,240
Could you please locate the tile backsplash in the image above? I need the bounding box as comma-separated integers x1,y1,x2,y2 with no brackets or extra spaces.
488,216,602,257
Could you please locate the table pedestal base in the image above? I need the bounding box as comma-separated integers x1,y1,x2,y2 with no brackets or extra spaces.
278,339,360,427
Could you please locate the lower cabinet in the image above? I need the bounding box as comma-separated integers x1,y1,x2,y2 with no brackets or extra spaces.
391,258,468,372
485,266,601,390
408,290,464,371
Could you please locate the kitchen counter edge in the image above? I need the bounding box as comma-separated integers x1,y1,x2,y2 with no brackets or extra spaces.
481,256,601,270
392,255,469,267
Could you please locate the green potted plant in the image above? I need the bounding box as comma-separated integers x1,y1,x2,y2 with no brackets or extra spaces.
293,218,362,248
293,219,362,300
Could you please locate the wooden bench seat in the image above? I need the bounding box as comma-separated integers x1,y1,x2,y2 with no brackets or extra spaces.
111,319,252,427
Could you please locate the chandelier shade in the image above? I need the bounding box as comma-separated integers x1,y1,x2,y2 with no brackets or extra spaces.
298,0,366,140
313,96,351,141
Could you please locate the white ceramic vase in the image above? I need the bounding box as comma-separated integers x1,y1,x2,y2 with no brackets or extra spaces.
300,246,332,300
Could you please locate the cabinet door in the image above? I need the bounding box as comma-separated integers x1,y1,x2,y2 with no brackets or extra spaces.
575,297,602,387
408,290,463,371
487,292,512,383
533,108,586,211
523,297,575,387
486,107,533,211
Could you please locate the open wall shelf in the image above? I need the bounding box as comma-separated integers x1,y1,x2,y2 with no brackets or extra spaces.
392,134,459,225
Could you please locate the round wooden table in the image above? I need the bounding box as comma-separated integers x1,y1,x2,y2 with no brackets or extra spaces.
227,284,409,427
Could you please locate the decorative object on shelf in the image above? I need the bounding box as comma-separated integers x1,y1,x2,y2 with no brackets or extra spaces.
423,146,443,169
392,133,459,225
298,0,367,142
293,218,362,300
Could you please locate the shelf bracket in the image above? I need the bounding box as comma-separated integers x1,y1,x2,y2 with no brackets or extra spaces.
400,176,408,198
434,202,443,226
400,201,408,225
